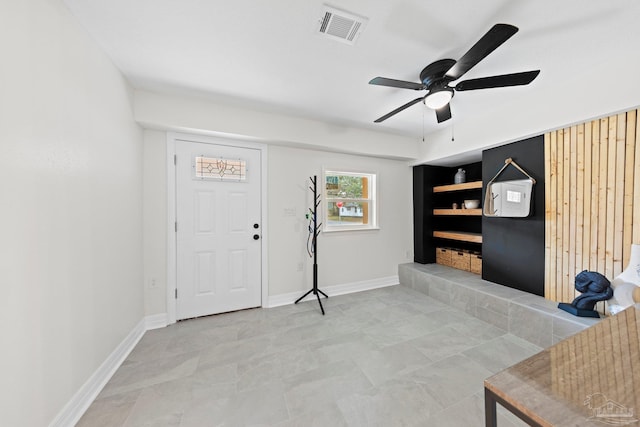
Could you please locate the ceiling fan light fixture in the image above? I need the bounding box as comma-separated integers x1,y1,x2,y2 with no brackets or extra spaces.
424,88,453,109
369,24,539,123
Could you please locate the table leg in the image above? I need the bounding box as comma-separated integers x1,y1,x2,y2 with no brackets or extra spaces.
485,387,497,427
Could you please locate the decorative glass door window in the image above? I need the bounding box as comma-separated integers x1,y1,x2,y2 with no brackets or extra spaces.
194,156,246,181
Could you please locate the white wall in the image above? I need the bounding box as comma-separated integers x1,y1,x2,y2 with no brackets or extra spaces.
142,131,413,315
419,101,640,167
143,130,168,314
138,90,415,316
268,145,413,297
0,1,144,426
134,89,420,161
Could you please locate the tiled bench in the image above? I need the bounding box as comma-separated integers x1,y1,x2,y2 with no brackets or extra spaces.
398,262,600,348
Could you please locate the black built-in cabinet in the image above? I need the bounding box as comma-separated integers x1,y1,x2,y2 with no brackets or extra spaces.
413,136,545,296
413,162,482,264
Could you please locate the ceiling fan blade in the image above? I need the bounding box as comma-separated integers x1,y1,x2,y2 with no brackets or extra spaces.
369,77,425,91
455,70,540,91
435,103,452,123
445,24,519,81
374,97,425,123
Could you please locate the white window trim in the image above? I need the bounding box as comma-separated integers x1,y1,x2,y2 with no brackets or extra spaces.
322,168,379,233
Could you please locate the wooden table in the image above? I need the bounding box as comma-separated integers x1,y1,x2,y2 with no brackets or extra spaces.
484,306,640,426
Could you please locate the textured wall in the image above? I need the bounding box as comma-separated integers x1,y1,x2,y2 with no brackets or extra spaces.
0,1,143,425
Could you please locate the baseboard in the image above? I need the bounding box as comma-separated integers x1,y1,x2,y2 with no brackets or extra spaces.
48,314,165,427
145,313,169,330
267,275,398,308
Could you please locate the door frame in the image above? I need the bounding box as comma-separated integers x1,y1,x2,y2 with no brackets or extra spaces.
166,131,269,324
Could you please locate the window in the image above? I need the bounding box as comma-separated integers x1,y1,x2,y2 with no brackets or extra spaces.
324,170,377,231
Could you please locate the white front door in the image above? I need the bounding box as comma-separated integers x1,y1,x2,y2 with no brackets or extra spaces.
176,140,262,319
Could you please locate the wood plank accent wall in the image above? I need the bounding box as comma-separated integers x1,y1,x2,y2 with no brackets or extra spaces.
544,109,640,309
550,308,640,411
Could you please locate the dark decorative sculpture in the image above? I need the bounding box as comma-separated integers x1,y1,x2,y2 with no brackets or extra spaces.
558,270,613,318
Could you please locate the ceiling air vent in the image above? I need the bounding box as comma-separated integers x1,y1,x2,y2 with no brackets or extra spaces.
317,5,368,45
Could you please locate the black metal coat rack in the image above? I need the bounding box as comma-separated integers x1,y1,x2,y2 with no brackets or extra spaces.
295,175,328,314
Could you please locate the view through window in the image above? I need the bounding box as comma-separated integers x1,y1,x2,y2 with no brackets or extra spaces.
324,170,377,231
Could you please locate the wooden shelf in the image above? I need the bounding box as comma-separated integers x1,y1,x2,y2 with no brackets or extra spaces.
433,230,483,243
433,181,483,193
433,208,482,216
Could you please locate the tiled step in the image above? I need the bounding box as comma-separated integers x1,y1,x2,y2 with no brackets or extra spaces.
398,263,600,348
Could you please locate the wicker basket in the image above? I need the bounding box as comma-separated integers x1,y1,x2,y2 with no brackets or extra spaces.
435,247,452,267
470,253,482,275
451,250,471,271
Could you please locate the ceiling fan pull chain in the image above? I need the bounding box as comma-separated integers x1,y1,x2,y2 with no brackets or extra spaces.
451,121,455,142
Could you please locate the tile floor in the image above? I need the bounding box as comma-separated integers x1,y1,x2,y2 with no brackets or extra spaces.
78,286,540,426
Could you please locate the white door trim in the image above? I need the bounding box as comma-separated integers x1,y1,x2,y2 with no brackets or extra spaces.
166,132,268,325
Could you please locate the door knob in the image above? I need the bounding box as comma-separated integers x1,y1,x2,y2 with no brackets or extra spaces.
253,234,260,240
253,223,259,229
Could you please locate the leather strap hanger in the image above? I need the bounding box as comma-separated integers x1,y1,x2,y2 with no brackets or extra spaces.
487,157,536,186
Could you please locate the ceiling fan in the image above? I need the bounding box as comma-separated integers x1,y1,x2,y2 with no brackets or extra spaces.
369,23,540,124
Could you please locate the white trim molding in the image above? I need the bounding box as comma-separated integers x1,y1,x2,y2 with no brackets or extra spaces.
48,319,146,427
166,134,177,324
49,314,171,426
145,313,169,330
267,275,398,308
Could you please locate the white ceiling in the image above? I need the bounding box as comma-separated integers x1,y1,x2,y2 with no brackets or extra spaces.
63,0,640,141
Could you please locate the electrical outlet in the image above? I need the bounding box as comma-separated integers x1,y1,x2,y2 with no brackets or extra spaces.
149,278,157,288
297,262,304,272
